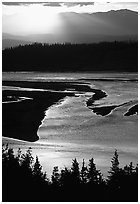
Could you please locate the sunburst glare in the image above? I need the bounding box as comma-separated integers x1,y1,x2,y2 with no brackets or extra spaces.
3,4,61,35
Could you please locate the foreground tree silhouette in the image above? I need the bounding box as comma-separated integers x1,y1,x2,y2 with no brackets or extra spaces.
33,156,47,184
107,150,138,201
109,150,119,173
2,145,138,202
80,159,88,184
107,149,123,193
51,166,60,187
71,158,80,185
32,156,49,201
59,167,72,187
122,162,138,201
2,146,49,201
87,158,104,201
20,147,33,173
108,150,119,181
107,149,121,201
87,158,102,184
2,145,23,201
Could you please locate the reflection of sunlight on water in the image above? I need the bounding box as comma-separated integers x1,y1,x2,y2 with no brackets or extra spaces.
32,141,137,178
3,135,137,178
3,72,138,82
3,72,138,178
41,95,89,122
36,77,137,177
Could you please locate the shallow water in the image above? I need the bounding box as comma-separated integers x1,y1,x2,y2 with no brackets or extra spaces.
2,72,138,177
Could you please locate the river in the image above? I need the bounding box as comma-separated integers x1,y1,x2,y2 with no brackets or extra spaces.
2,72,138,178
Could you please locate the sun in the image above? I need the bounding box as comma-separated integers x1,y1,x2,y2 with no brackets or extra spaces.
15,4,61,35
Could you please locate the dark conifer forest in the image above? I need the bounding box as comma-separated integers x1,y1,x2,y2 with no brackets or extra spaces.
2,145,138,202
2,41,138,72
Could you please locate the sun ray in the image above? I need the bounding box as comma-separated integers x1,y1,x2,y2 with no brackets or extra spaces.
20,5,61,34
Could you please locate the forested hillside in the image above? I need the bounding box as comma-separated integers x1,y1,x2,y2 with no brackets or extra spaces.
2,41,138,72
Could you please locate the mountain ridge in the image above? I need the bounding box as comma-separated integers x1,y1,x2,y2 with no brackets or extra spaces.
2,9,138,49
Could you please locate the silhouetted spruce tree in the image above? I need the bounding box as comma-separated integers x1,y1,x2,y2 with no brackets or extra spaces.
124,162,135,175
19,147,34,199
2,145,20,174
80,159,88,184
33,156,47,182
117,162,138,201
123,162,138,186
59,167,72,187
51,166,63,201
87,158,102,185
71,158,80,185
110,150,119,173
21,147,34,170
32,156,48,201
51,166,60,186
2,145,22,201
108,150,119,179
107,149,122,197
86,158,104,201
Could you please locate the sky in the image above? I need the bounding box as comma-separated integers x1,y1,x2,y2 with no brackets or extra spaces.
2,1,138,36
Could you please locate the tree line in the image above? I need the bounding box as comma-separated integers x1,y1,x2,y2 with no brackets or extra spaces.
2,41,138,72
2,145,138,202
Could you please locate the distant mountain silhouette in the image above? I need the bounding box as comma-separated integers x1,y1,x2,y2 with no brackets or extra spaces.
2,33,56,49
2,9,137,48
58,9,137,43
2,39,33,50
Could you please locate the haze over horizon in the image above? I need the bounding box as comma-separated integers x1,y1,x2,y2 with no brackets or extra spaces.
2,2,138,47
